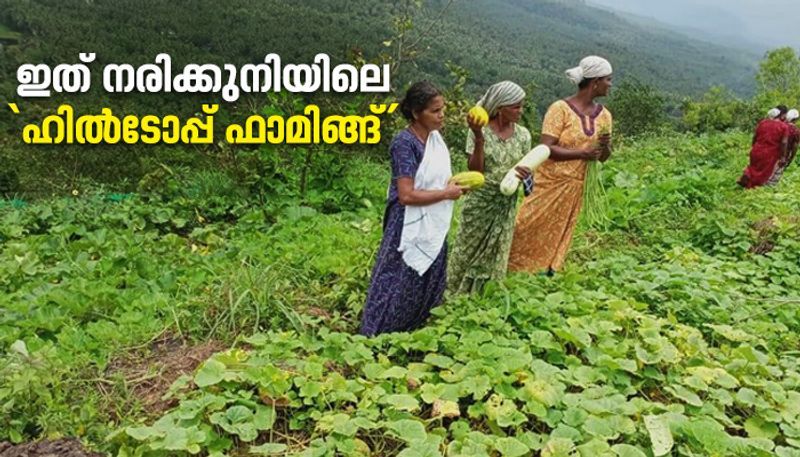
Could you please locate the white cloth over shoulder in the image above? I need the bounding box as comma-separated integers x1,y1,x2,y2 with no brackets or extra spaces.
398,130,454,275
566,56,613,85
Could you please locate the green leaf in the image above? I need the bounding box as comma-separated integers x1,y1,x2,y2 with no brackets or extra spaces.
485,394,527,427
615,358,638,373
782,392,800,422
317,413,359,437
686,366,740,390
461,375,492,400
577,439,612,456
541,437,576,457
580,394,627,415
523,399,547,418
776,447,800,457
397,437,443,457
644,414,674,457
668,384,703,407
683,419,728,452
254,405,276,431
612,444,647,457
572,366,603,386
551,424,583,443
424,353,454,369
432,399,460,418
9,340,28,357
226,405,252,423
8,429,22,444
733,345,769,365
161,427,206,451
608,415,636,436
705,324,754,342
562,408,588,427
744,417,779,439
763,381,787,404
382,366,408,379
736,388,763,407
210,407,258,442
582,415,617,439
299,380,322,399
126,426,158,441
249,443,288,455
383,394,420,412
421,383,446,403
747,437,776,452
682,375,709,392
495,437,530,457
522,380,562,407
545,292,567,306
713,371,740,389
387,419,428,444
497,348,533,371
362,363,386,379
194,359,227,387
517,431,545,451
554,326,592,348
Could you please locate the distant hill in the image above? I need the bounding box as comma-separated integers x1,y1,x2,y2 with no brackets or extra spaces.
588,0,800,54
410,0,759,104
0,0,759,117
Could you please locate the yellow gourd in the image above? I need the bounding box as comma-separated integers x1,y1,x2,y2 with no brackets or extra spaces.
468,106,489,127
449,171,486,189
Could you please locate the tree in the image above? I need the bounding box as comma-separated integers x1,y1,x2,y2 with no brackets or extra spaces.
754,47,800,111
681,86,757,133
606,79,668,137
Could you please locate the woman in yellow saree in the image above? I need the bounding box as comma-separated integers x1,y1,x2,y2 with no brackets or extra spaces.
508,56,614,274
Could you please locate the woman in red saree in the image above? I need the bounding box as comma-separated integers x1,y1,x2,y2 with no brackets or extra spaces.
786,109,800,166
738,116,790,189
766,109,800,185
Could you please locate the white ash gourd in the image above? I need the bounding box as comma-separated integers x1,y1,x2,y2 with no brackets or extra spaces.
499,145,550,196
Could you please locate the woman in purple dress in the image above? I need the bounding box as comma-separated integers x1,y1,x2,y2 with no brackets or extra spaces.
360,81,465,336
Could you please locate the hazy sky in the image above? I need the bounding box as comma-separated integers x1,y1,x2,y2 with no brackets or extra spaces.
587,0,800,52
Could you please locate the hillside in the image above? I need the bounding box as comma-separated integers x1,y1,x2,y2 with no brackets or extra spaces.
413,0,758,102
588,0,800,54
0,0,758,117
588,4,769,55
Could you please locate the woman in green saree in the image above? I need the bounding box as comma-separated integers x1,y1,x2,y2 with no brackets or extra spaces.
448,81,532,294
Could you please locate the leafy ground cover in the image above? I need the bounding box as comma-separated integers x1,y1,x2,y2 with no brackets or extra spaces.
1,130,799,456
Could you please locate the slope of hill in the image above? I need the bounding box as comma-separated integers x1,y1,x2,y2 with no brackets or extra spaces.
588,0,800,53
588,4,769,55
411,0,758,103
0,0,758,116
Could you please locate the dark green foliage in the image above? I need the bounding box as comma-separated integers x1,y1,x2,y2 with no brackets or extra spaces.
0,167,19,196
606,79,669,137
680,86,760,133
754,47,800,110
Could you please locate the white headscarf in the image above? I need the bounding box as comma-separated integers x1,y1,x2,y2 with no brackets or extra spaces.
566,56,613,85
767,108,781,119
787,109,799,122
477,81,526,117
